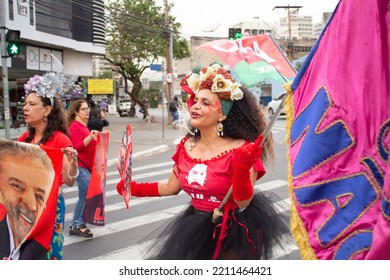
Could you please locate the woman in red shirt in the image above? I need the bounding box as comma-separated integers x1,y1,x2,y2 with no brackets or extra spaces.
19,89,79,260
117,64,289,259
66,100,99,238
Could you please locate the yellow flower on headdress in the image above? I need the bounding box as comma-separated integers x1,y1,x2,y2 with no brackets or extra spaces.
231,82,243,100
187,73,200,93
212,74,233,92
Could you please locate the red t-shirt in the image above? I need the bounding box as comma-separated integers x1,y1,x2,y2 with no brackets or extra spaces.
172,137,266,212
68,120,96,171
18,131,73,184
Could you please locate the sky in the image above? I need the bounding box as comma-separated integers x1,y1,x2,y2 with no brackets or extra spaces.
156,0,341,38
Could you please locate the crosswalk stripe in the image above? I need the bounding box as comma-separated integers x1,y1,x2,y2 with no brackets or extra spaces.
105,161,174,177
64,198,291,247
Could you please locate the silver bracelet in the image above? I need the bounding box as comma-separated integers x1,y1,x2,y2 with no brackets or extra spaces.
67,168,79,180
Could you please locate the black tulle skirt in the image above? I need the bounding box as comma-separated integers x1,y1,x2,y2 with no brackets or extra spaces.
144,191,290,260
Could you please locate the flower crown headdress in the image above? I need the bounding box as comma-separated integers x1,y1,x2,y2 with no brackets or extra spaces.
24,72,79,105
180,64,243,116
24,53,81,105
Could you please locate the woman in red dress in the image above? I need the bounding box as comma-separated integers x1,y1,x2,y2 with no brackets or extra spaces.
117,64,288,259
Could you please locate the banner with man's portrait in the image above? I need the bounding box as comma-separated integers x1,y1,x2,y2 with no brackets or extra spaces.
0,139,62,260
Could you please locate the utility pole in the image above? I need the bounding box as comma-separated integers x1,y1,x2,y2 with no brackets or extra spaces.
0,0,11,139
273,4,302,61
164,0,173,102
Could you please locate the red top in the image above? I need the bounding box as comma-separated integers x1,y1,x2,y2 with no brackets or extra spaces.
68,120,96,171
18,130,72,149
172,137,266,212
18,131,73,183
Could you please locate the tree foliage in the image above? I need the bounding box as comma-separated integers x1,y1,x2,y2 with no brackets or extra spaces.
105,0,189,118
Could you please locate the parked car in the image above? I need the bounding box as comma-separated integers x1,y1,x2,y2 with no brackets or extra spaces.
268,92,286,118
117,98,132,117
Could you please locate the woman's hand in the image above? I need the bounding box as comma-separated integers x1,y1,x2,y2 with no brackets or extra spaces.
84,130,99,146
61,147,79,187
62,146,78,164
90,130,99,139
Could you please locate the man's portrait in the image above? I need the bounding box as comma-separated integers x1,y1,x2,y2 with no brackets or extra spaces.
0,139,54,260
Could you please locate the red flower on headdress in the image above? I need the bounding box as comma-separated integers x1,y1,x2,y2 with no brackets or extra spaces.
180,75,196,109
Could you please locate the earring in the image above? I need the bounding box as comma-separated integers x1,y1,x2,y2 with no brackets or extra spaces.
217,122,224,137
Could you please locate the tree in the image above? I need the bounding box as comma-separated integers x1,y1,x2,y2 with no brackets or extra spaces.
97,71,113,79
105,0,189,118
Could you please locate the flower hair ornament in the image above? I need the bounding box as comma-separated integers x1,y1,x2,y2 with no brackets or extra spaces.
180,63,244,116
24,72,78,106
24,54,80,105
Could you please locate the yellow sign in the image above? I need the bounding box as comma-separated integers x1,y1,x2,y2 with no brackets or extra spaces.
88,79,113,94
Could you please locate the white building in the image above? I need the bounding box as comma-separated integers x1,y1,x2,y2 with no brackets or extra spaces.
313,12,333,37
279,10,314,40
1,0,105,130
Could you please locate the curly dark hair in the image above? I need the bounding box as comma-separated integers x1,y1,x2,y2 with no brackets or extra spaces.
187,87,274,163
23,93,69,144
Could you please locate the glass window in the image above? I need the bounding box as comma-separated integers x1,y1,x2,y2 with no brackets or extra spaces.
8,0,14,20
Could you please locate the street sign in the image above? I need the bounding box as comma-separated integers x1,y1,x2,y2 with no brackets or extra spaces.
165,72,173,83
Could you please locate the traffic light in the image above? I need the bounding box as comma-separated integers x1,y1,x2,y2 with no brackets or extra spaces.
228,28,242,40
6,30,21,57
228,28,235,40
7,42,21,57
234,28,242,39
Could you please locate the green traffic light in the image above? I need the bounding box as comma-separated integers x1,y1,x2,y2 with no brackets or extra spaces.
235,32,242,39
7,42,21,56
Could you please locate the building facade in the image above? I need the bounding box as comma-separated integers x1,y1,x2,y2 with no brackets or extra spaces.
0,0,105,132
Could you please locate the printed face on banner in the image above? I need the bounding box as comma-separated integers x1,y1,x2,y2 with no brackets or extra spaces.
0,140,54,254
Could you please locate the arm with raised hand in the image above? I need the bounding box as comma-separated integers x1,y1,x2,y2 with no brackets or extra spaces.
116,169,181,197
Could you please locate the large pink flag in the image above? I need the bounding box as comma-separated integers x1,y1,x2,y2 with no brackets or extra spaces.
287,0,390,259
